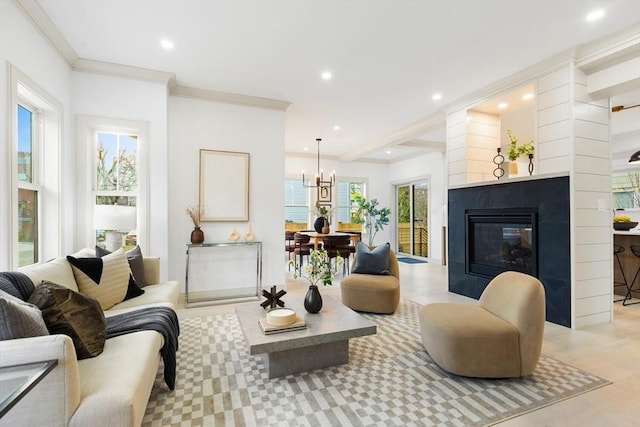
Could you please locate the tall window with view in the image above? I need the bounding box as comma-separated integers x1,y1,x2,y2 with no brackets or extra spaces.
284,179,308,231
95,132,138,251
17,104,39,266
337,181,364,232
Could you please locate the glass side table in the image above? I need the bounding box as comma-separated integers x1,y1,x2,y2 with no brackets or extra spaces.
0,359,58,418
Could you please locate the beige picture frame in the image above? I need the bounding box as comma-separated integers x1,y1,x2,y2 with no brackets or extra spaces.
199,149,250,221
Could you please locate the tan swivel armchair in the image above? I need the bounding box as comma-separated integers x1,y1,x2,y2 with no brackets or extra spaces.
419,271,545,378
340,248,400,314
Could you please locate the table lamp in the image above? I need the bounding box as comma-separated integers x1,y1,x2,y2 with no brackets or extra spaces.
93,205,136,252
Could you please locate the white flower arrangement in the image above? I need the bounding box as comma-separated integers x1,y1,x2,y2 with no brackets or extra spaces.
289,248,343,287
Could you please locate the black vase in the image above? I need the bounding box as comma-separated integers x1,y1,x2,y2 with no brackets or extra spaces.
304,285,323,313
314,217,325,233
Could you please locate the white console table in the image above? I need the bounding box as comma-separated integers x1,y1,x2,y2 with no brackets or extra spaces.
185,241,262,307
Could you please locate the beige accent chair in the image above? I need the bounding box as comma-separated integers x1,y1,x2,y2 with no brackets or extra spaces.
419,271,545,378
340,249,400,314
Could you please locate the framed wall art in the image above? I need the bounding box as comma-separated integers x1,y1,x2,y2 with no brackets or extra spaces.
199,149,250,221
318,182,332,203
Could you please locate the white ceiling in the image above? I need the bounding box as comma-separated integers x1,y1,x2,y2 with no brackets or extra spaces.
34,0,640,162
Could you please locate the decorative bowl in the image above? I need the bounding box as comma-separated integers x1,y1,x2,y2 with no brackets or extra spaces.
613,221,638,231
266,308,297,326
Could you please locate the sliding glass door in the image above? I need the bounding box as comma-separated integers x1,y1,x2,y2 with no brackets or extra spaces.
396,181,428,257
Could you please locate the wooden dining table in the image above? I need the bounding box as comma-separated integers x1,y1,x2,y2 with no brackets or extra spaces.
300,231,360,250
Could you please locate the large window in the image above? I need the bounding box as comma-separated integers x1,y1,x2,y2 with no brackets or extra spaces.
284,179,308,225
337,180,364,230
17,103,40,266
94,132,139,250
10,65,62,269
613,170,640,209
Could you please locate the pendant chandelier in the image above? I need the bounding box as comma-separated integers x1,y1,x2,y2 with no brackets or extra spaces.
302,138,335,188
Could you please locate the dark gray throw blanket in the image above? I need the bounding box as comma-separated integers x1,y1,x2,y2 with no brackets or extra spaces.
106,306,180,390
0,271,35,301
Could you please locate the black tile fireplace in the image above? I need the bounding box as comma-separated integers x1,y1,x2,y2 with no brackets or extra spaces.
448,175,570,327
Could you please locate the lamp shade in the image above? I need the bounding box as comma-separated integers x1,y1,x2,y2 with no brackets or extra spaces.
629,150,640,164
93,205,137,231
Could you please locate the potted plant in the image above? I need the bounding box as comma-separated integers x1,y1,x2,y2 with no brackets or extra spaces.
289,248,343,313
185,205,204,243
506,129,534,176
353,195,391,246
312,202,335,233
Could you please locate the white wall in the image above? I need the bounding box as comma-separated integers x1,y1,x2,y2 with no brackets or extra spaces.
0,0,73,269
169,96,286,292
389,152,445,263
71,72,169,276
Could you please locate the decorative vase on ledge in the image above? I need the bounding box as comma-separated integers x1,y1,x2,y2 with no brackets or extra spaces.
509,161,518,177
190,227,204,244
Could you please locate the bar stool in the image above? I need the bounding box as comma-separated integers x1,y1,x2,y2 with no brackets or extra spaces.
613,244,628,303
624,245,640,306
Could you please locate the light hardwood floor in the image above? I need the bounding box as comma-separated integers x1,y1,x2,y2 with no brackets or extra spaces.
180,261,640,427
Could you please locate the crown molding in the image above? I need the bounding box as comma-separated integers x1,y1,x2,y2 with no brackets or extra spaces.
576,23,640,73
16,0,78,65
73,58,176,86
171,85,292,112
16,0,289,110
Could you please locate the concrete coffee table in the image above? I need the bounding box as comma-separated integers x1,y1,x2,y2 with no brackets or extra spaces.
235,295,376,378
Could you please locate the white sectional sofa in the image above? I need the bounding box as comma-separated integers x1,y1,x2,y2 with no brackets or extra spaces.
0,252,180,427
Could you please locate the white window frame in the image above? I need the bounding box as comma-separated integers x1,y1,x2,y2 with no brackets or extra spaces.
336,177,366,225
9,64,62,268
76,116,149,251
284,176,309,225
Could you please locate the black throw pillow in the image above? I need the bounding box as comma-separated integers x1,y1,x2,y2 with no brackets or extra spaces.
28,281,106,359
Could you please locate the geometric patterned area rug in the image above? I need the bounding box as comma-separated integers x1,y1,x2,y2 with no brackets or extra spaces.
142,299,610,426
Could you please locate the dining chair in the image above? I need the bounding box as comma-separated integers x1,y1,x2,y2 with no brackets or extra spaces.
285,230,296,269
322,235,352,275
293,233,313,267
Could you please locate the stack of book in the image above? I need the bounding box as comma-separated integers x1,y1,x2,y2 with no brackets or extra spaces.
258,317,307,335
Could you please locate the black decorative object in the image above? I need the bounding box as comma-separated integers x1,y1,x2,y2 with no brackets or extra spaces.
314,217,325,233
528,153,534,176
261,285,287,309
304,285,323,313
493,148,505,180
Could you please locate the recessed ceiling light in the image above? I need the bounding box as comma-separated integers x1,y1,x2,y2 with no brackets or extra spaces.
386,150,392,155
522,93,534,101
321,71,332,80
586,9,604,22
333,125,340,131
432,93,442,101
303,147,309,151
498,102,508,109
160,39,174,50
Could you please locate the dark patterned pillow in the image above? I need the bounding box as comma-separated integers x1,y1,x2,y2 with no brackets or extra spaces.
352,242,391,275
0,290,49,340
28,281,106,359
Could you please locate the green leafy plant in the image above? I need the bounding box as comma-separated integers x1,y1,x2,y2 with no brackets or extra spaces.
507,129,535,161
353,195,391,246
289,248,342,287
